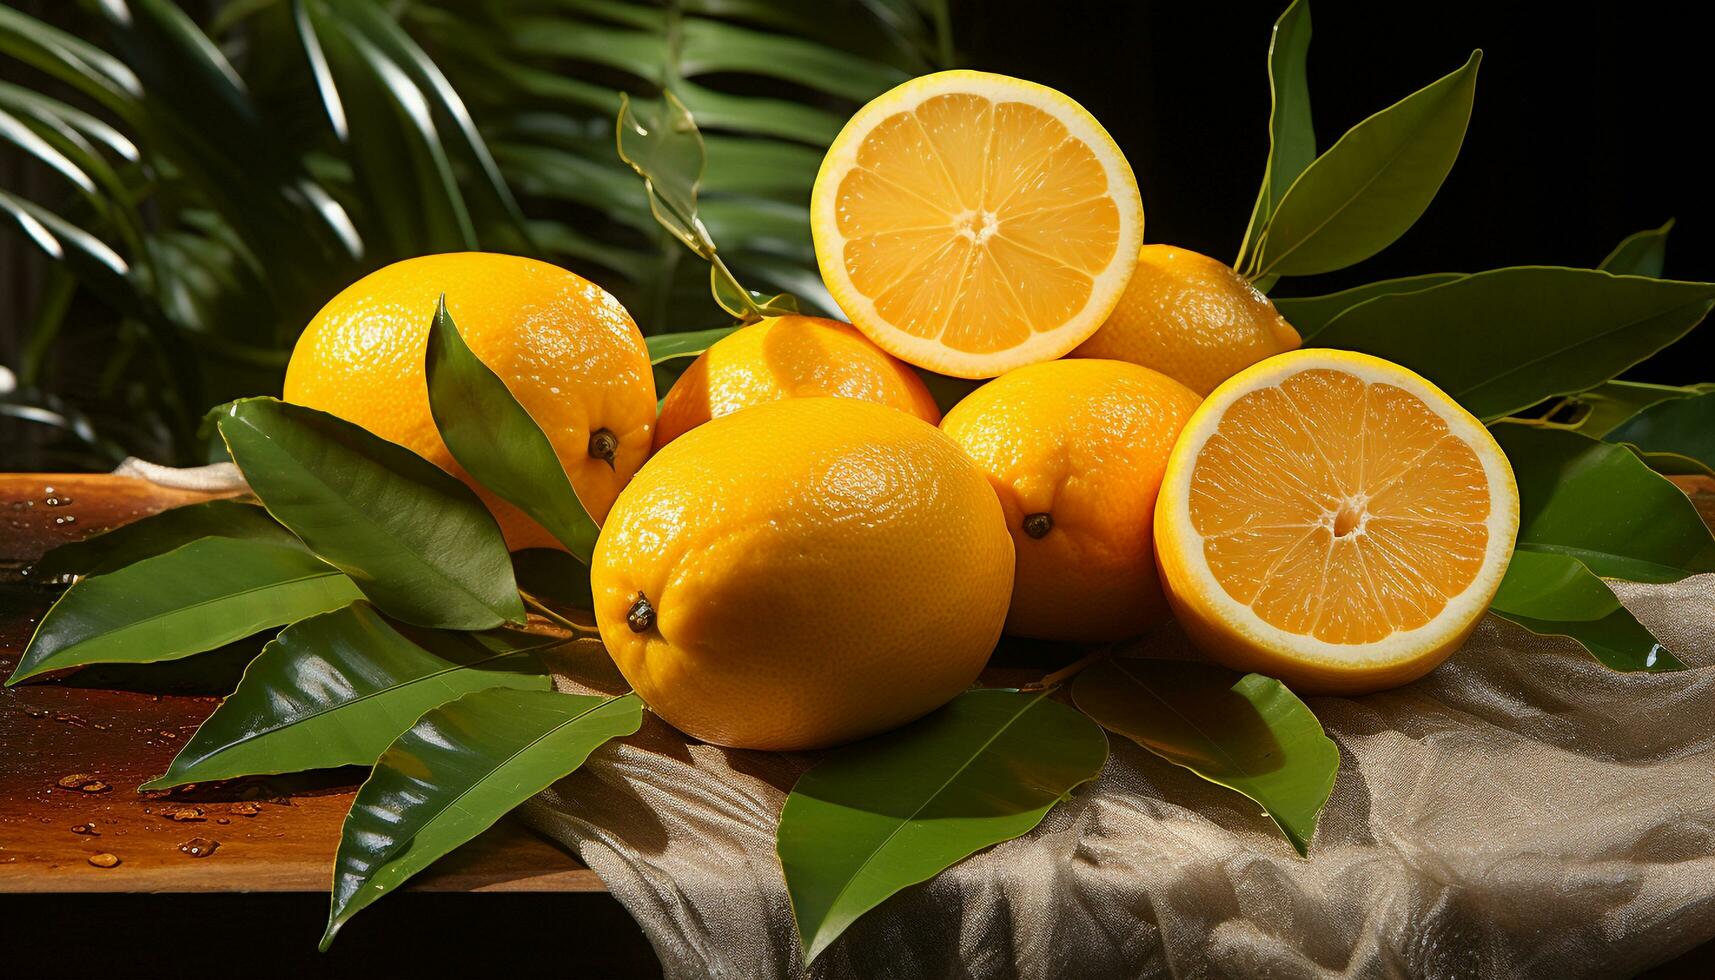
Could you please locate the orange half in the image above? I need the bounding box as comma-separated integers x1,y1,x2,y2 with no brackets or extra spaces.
812,71,1145,379
1154,349,1519,694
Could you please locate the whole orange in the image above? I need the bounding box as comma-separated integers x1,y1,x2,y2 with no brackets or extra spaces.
283,253,656,550
593,397,1013,751
1072,244,1300,394
941,358,1200,642
654,315,941,449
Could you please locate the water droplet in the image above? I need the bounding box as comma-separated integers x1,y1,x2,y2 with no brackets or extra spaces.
164,806,206,823
56,773,108,792
215,818,230,825
54,515,76,526
177,837,219,858
70,823,99,836
87,853,121,869
43,495,72,507
42,486,54,495
230,802,262,818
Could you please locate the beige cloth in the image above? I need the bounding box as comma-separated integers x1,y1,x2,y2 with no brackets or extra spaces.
521,575,1715,979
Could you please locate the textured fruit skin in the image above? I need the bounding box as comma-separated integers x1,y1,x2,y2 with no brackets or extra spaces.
654,315,941,449
283,253,656,551
1152,349,1519,695
1073,245,1300,395
941,359,1200,642
592,397,1014,751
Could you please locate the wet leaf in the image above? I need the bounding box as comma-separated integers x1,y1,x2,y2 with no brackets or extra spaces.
1072,657,1338,856
779,689,1107,964
1314,267,1715,420
7,537,360,685
218,397,523,629
616,90,711,256
425,298,600,560
1253,51,1480,278
142,602,554,790
321,689,642,948
1492,553,1681,671
1495,424,1715,583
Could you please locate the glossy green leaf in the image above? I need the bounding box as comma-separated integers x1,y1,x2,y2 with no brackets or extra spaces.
1491,552,1682,671
6,537,361,686
1254,51,1480,278
1494,424,1715,583
1315,267,1715,420
779,689,1108,964
1237,0,1313,272
217,397,524,630
1605,390,1715,477
1273,272,1465,340
321,689,643,948
141,602,553,790
30,500,295,581
1598,219,1673,277
425,299,599,560
646,325,742,364
511,548,593,610
616,90,711,257
1072,657,1338,856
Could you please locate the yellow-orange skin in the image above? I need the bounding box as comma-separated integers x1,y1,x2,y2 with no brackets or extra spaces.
283,253,656,551
593,398,1014,751
1073,245,1301,395
940,359,1200,642
654,315,941,449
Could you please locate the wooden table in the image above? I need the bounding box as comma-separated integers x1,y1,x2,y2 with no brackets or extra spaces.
0,474,656,977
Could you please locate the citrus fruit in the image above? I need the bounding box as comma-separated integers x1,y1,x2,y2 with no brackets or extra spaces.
811,70,1145,379
283,252,656,551
940,359,1200,642
1153,349,1519,694
654,314,941,449
591,397,1014,751
1072,244,1301,394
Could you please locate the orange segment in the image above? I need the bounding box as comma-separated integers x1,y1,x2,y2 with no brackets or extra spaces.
1154,350,1519,695
813,71,1144,378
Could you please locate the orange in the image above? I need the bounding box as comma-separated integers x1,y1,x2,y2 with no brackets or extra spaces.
284,253,656,551
811,70,1144,379
940,359,1200,642
1073,245,1300,394
1154,349,1519,694
653,314,940,449
591,397,1014,750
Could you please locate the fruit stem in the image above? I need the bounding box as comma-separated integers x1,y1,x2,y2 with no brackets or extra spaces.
588,428,619,469
521,592,600,639
1020,645,1111,692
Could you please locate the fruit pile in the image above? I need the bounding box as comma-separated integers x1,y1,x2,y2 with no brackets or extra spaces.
284,70,1518,752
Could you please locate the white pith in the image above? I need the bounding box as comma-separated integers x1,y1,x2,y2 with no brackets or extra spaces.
1161,350,1520,667
811,70,1145,378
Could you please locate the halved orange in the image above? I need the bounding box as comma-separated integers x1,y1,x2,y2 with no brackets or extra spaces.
811,71,1144,379
1154,349,1519,694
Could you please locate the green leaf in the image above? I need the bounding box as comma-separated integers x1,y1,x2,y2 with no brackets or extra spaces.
1314,267,1715,420
1494,424,1715,583
1605,390,1715,477
320,689,643,948
1237,0,1313,272
616,90,711,257
778,689,1107,964
30,500,296,581
1556,381,1709,439
217,397,524,630
1072,657,1338,856
511,548,593,610
1491,553,1682,671
425,298,600,560
913,369,983,415
1273,272,1465,340
646,325,741,364
1253,51,1480,279
1598,219,1673,277
140,602,552,790
7,537,361,686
